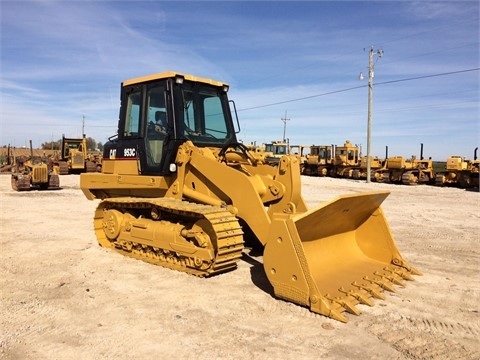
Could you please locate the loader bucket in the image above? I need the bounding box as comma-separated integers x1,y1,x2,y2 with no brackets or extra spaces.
263,191,420,322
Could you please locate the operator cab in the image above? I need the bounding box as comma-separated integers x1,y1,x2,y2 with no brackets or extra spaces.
104,72,238,175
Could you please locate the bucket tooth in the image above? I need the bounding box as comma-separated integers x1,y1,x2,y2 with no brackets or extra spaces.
339,287,374,306
393,258,422,276
327,294,361,316
352,281,385,300
410,266,422,276
337,299,361,316
400,272,415,281
375,270,405,287
385,266,414,281
327,308,349,323
391,267,415,281
364,275,396,292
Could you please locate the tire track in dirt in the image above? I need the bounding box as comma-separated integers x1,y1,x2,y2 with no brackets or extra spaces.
365,313,480,359
401,314,480,336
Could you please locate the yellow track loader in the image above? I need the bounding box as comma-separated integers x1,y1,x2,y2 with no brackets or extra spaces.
80,71,420,322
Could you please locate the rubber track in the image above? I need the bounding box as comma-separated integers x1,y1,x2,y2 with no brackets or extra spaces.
94,197,244,277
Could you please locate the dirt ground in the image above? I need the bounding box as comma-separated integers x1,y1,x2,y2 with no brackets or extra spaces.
1,173,479,359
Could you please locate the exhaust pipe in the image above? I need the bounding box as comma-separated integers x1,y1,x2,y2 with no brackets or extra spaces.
29,140,34,163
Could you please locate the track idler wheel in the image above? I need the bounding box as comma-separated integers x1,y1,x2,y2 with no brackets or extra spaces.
102,209,131,242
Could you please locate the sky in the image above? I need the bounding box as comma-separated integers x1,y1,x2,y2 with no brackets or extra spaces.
1,0,478,161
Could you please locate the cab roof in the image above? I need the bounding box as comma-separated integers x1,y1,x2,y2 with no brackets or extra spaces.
122,71,228,87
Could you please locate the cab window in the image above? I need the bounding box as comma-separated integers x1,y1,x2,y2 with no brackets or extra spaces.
124,91,141,137
181,85,231,144
203,95,228,137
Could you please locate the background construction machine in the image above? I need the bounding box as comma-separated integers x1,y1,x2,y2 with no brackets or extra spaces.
263,140,290,166
302,145,333,176
436,147,479,188
401,158,435,185
375,144,435,185
56,134,102,174
374,156,414,183
0,144,14,173
352,155,384,181
400,144,435,185
330,140,360,178
11,140,60,191
80,71,419,322
289,144,310,173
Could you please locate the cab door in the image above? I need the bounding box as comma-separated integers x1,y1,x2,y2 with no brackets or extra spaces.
140,83,169,174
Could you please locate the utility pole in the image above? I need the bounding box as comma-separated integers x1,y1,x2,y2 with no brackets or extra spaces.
281,110,290,142
364,46,383,183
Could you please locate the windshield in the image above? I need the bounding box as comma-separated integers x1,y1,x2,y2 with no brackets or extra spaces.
180,83,234,146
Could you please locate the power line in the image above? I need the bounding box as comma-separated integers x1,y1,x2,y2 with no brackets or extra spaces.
238,85,365,112
374,100,477,114
380,41,478,66
237,68,480,113
375,68,480,86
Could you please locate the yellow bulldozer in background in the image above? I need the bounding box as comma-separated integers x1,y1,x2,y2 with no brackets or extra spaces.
11,140,60,191
436,148,479,188
80,71,420,322
376,144,436,185
262,140,290,167
302,144,333,176
56,134,102,174
330,140,361,178
352,155,385,181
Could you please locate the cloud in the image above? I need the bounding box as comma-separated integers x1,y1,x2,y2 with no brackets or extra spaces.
406,1,476,20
